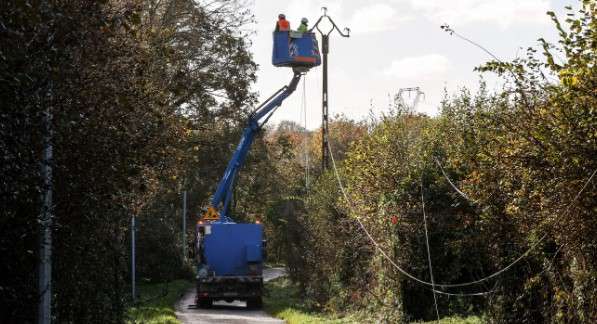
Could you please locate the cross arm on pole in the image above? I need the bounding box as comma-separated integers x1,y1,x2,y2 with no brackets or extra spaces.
310,8,350,38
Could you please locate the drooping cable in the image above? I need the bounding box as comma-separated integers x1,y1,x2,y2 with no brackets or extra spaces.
326,140,597,289
421,176,440,322
433,159,597,289
434,157,476,203
440,24,565,88
432,288,495,297
302,75,310,189
327,141,495,296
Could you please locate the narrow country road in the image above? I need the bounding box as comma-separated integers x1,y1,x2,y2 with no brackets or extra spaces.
175,267,286,324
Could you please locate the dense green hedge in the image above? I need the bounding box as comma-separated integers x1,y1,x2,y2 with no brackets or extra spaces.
274,3,596,323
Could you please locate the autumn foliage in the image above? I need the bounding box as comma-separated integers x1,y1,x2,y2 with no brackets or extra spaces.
269,3,596,323
1,1,595,323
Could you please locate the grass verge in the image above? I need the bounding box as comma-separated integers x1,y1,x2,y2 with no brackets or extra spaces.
264,277,360,323
264,277,484,324
413,316,485,323
126,279,193,324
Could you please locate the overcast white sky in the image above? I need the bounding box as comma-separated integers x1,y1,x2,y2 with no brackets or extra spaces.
247,0,572,130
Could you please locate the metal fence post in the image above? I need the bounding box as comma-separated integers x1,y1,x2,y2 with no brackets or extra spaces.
38,102,53,324
182,191,187,261
131,214,136,303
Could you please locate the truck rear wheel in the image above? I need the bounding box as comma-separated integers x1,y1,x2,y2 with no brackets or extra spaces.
197,298,212,308
247,297,263,309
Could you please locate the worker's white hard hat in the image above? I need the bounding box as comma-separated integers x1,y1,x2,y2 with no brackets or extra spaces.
301,17,308,24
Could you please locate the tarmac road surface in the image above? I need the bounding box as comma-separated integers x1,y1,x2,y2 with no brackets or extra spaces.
175,267,286,324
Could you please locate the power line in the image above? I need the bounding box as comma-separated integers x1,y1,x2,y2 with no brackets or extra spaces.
434,157,476,203
421,176,440,322
431,288,495,297
301,75,310,189
421,171,498,298
440,24,561,86
326,141,596,289
327,141,449,287
440,24,502,64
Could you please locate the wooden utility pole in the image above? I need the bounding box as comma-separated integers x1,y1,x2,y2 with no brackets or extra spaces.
311,7,350,171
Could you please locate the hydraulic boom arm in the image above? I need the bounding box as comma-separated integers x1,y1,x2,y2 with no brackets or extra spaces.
204,71,303,222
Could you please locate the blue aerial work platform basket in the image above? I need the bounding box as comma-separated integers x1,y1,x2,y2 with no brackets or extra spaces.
272,31,321,68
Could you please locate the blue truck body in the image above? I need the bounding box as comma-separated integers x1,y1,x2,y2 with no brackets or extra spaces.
194,29,320,309
203,223,263,276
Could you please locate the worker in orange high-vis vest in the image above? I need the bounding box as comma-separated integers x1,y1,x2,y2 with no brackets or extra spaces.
275,13,290,31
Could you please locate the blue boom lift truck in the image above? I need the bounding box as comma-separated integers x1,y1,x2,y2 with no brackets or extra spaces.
193,30,321,308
